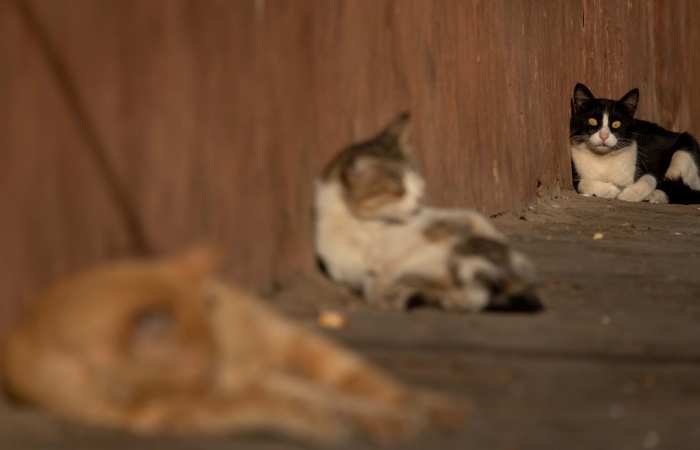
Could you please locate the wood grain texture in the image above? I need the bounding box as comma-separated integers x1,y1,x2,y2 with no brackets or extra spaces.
2,194,700,450
1,0,699,333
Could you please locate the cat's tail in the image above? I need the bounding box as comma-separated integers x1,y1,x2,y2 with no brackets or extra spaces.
657,179,700,205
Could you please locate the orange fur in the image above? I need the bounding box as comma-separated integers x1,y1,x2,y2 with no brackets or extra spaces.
1,247,466,445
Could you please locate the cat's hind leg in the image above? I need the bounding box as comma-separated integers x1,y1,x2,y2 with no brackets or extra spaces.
208,280,468,438
125,378,353,445
212,353,462,444
577,179,620,198
665,147,700,191
617,175,657,202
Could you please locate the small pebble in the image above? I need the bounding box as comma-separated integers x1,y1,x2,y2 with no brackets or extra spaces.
601,315,611,325
317,311,348,329
593,232,605,240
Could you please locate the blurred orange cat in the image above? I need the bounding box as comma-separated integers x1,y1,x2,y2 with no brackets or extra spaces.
1,247,466,445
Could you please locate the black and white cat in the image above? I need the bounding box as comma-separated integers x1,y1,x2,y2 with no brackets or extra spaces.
570,83,700,204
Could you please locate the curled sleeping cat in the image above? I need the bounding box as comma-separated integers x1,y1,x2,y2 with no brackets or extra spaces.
314,113,542,313
570,83,700,204
1,247,466,445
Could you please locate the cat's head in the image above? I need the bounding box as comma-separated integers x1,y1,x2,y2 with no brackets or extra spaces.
321,113,425,222
37,247,221,393
570,83,639,154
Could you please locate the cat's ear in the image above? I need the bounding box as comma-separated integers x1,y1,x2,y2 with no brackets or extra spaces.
162,245,224,283
378,112,411,150
619,88,639,117
572,83,595,113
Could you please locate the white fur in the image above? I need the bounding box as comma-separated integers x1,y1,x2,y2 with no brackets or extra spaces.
313,168,426,289
617,174,656,202
571,142,637,187
314,181,382,290
314,179,521,312
509,250,537,283
571,142,638,198
647,190,669,204
665,150,700,190
576,180,620,198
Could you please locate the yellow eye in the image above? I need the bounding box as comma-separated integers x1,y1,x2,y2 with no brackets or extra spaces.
588,118,598,126
611,121,621,129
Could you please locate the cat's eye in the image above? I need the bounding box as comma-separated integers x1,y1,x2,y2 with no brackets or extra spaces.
588,118,598,126
611,121,621,129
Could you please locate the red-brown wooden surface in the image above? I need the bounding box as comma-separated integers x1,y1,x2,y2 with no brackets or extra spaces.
1,0,699,333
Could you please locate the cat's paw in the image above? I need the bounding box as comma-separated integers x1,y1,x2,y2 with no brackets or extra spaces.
578,180,620,199
617,186,647,202
646,189,669,204
617,175,657,202
439,287,490,312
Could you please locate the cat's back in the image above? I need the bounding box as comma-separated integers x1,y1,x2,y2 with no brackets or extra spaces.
14,262,199,345
633,119,687,151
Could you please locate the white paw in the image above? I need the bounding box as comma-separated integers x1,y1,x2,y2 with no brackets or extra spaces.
617,186,647,202
580,184,620,199
646,190,669,204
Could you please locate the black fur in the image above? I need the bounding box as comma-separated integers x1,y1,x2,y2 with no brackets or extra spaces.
656,179,700,205
315,255,329,278
570,83,700,204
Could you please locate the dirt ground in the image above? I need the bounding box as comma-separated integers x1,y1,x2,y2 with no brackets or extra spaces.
2,191,700,450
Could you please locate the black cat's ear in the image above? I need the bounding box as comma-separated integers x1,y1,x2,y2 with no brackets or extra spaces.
379,112,411,150
619,88,639,117
572,83,595,113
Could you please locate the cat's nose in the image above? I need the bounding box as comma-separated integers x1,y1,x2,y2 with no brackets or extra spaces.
599,130,610,141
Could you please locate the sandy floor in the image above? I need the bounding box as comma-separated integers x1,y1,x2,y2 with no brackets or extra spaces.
3,191,700,449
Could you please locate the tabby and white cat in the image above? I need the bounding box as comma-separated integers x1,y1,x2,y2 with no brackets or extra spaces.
570,83,700,204
2,247,465,445
314,114,541,313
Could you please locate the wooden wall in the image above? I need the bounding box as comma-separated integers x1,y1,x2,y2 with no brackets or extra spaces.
1,0,699,333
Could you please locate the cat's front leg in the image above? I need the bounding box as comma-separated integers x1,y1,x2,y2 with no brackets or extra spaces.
362,271,409,310
617,174,657,202
646,189,670,204
577,179,620,198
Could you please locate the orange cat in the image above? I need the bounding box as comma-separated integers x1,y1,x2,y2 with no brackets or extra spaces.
1,247,466,445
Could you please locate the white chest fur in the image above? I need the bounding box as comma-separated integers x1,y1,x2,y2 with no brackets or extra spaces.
570,142,638,188
314,182,450,291
314,182,381,290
